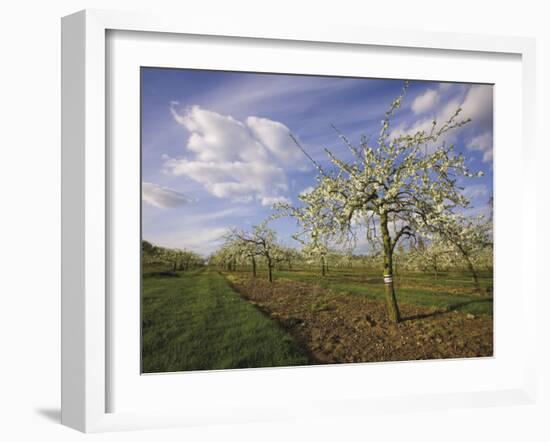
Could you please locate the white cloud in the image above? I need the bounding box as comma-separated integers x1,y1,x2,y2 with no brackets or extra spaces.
411,89,440,114
166,105,301,205
467,131,493,162
142,182,191,208
164,158,287,202
460,85,493,124
460,86,494,162
392,96,463,139
390,85,493,159
170,105,267,163
246,116,303,165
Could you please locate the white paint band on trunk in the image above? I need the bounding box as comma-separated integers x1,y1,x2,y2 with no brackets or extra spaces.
384,275,393,284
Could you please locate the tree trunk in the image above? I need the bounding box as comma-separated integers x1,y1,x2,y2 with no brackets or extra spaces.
380,212,401,323
267,256,273,283
456,245,480,292
173,261,177,273
465,256,480,291
252,256,256,278
321,256,326,276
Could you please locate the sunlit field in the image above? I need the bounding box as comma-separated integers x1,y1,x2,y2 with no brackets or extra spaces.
141,266,310,373
142,262,492,372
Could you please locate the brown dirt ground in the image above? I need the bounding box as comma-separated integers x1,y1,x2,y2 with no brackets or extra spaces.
224,272,493,364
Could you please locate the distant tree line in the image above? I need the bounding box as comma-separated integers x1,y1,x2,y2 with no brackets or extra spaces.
208,218,492,285
142,240,204,274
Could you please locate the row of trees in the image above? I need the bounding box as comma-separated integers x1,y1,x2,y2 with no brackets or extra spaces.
210,219,492,285
142,240,204,273
404,217,492,285
210,223,298,282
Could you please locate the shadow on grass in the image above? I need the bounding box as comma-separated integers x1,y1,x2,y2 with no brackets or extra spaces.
401,298,493,322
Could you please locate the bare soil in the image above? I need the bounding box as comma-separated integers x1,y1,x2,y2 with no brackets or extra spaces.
224,272,493,364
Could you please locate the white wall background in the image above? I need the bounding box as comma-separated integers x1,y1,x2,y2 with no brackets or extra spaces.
0,1,547,441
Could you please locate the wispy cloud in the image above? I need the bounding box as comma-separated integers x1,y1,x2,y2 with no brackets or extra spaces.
142,182,191,208
411,88,440,114
467,132,493,162
148,226,229,256
141,205,252,255
190,74,368,119
462,183,489,201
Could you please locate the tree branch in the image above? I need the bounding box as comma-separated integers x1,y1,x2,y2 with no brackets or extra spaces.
391,225,413,252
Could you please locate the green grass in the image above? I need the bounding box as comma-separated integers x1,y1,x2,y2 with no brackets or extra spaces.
141,267,310,373
247,266,493,316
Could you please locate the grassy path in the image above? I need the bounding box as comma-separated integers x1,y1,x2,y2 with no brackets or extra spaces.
141,267,310,373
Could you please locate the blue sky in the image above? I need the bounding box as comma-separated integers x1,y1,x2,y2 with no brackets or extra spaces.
141,68,493,255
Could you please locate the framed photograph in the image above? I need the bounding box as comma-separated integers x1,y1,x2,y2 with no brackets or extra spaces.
61,9,537,432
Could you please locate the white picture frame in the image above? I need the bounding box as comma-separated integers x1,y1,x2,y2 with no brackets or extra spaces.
61,9,537,433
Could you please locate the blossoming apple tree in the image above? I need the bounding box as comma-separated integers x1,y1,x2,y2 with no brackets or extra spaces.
227,222,285,283
277,83,484,323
